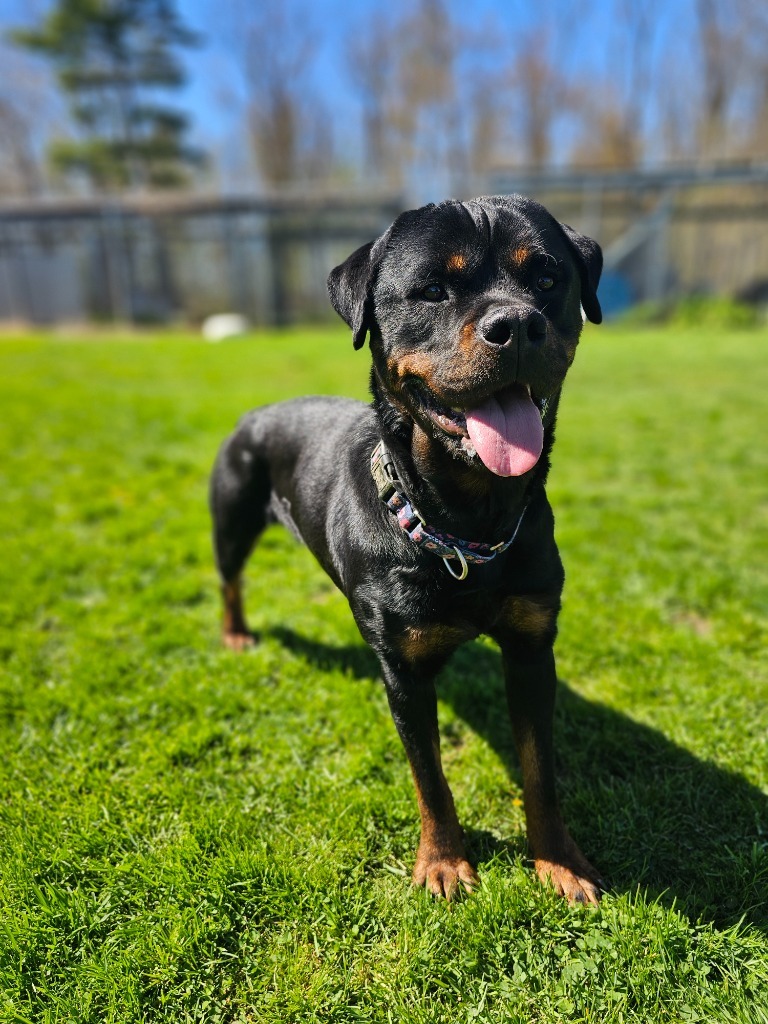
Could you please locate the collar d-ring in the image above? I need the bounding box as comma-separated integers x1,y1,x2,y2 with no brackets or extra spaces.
442,546,469,581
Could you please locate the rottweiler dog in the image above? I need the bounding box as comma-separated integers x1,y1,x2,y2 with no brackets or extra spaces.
210,194,605,904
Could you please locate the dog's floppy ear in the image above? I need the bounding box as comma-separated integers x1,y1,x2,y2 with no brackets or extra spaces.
559,223,603,324
328,240,379,350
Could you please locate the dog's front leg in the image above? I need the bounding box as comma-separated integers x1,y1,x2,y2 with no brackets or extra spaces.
381,661,479,899
501,642,605,905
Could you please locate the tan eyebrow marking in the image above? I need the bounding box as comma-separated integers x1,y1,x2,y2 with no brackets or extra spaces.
511,247,530,268
446,253,467,271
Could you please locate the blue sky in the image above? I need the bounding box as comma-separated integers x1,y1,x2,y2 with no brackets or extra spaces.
165,0,687,183
1,0,726,193
173,0,651,140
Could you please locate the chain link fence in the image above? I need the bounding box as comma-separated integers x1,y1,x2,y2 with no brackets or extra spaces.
1,167,767,324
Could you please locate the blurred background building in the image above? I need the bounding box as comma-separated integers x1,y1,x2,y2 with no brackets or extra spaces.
1,0,767,325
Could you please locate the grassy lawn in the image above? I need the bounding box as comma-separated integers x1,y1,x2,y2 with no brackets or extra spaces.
0,323,766,1023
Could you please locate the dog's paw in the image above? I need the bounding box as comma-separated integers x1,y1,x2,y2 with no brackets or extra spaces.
535,856,606,906
222,630,257,651
413,854,479,900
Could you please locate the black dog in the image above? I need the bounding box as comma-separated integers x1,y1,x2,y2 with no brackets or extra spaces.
210,195,604,903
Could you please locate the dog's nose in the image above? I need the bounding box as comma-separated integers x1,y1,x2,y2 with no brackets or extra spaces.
479,307,547,347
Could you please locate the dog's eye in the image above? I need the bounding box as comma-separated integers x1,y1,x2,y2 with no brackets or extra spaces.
421,283,447,302
536,275,556,291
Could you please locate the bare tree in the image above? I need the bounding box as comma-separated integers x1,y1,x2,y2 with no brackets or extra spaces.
0,42,53,196
732,0,768,159
347,14,400,184
467,75,507,179
346,0,468,193
695,0,739,158
616,0,656,163
230,0,333,187
567,0,659,168
0,98,43,196
475,1,587,174
509,47,569,170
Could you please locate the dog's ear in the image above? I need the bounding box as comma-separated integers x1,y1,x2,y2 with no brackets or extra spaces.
328,240,379,350
559,223,603,324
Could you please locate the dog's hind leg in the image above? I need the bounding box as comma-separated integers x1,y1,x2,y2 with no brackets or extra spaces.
219,577,253,650
210,429,272,650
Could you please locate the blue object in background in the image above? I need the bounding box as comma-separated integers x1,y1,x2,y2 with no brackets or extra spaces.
597,270,633,319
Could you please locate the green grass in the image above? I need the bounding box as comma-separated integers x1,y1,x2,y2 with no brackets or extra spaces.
0,323,766,1023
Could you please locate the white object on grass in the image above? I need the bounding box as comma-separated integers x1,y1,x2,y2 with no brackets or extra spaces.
202,313,251,342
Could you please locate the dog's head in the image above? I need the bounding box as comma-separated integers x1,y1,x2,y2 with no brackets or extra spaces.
328,195,602,478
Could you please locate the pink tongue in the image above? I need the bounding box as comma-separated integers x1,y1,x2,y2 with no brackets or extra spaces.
465,385,543,477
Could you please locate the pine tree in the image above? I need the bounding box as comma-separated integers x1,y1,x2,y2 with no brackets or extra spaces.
12,0,203,190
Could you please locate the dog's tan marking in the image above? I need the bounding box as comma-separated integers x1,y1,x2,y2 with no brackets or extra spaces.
408,734,478,899
412,839,479,900
511,247,530,268
398,622,473,662
387,331,498,407
409,420,495,499
514,731,604,905
498,595,559,639
459,320,477,358
446,252,467,271
387,352,439,392
535,856,603,906
222,578,255,650
411,422,441,473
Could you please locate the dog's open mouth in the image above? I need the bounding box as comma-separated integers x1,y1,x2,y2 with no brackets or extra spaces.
414,383,548,477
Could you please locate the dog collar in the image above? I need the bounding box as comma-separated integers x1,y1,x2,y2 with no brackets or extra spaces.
370,440,527,581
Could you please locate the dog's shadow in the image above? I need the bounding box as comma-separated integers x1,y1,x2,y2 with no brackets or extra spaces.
268,626,767,933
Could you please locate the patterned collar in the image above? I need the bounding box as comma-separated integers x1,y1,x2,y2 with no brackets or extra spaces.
370,440,528,581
